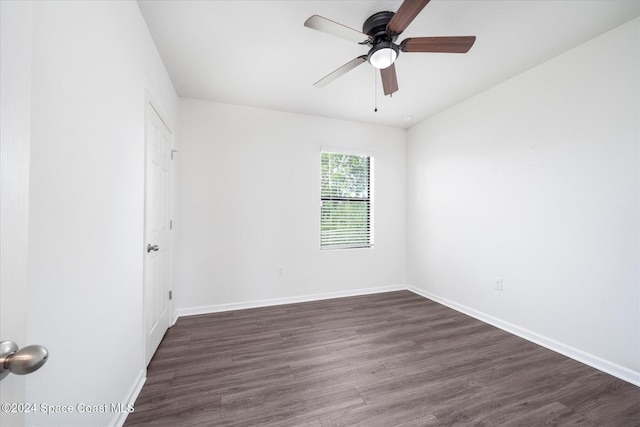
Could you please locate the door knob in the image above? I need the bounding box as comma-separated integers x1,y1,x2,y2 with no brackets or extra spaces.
147,244,159,253
0,341,48,381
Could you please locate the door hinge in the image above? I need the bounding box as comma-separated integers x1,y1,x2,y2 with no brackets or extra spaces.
170,219,173,230
169,290,173,300
171,149,178,160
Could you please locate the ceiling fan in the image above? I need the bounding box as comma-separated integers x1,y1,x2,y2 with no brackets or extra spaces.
304,0,476,96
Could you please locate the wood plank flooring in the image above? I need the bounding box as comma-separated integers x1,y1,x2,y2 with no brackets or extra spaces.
124,291,640,426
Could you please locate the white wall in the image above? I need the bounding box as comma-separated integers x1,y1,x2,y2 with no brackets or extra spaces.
408,17,640,379
175,99,407,311
26,1,177,426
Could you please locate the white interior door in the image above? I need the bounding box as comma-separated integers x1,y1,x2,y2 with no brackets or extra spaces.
1,2,31,425
144,101,172,366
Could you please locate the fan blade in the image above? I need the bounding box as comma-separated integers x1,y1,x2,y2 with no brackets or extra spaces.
380,64,399,96
304,15,372,44
314,56,367,88
400,36,476,53
387,0,431,36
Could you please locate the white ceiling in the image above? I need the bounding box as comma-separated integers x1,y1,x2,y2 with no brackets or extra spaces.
137,0,639,129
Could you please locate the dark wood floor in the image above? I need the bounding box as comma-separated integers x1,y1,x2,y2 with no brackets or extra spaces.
125,290,640,426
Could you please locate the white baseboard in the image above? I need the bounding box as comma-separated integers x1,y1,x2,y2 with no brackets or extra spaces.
173,284,406,319
171,309,179,327
406,285,640,388
111,369,146,427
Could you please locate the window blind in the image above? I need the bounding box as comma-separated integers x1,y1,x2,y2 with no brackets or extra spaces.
320,152,372,250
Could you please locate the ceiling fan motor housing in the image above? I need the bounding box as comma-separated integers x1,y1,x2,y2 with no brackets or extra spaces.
363,11,398,44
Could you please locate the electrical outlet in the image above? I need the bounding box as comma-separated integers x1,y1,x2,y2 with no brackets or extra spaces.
495,277,503,291
277,266,284,277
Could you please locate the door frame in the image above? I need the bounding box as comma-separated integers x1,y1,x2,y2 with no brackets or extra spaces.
0,2,32,425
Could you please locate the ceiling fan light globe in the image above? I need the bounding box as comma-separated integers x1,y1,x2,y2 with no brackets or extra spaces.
368,43,399,69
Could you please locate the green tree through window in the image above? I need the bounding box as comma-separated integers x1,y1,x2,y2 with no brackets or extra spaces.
320,152,372,250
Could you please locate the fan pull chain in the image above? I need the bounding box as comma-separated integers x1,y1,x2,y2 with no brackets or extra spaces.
374,68,378,112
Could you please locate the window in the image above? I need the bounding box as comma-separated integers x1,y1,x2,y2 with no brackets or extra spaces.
320,151,373,250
